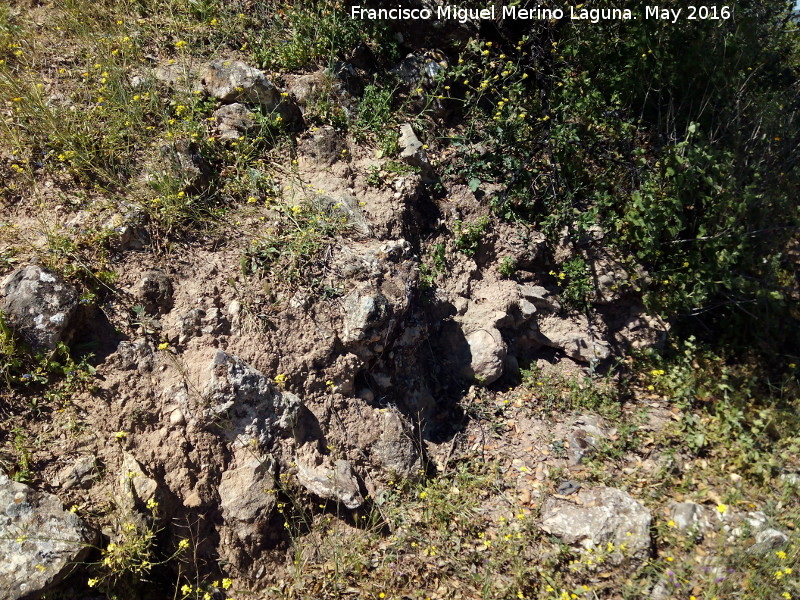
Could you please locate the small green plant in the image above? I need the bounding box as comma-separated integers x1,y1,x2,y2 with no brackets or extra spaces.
454,216,490,258
0,313,22,387
85,498,204,595
555,257,593,312
241,198,342,282
518,365,620,418
498,256,516,279
365,160,419,188
353,81,403,158
247,0,395,72
419,243,448,290
9,426,33,483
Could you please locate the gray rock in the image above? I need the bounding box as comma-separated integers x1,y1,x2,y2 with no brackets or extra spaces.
103,206,149,251
540,486,651,564
398,123,430,173
178,307,228,343
1,265,78,351
749,528,789,554
133,269,173,315
56,456,98,490
0,472,94,599
289,70,330,109
201,60,280,107
745,510,769,532
535,315,610,364
556,480,581,495
296,456,363,509
374,410,421,480
219,456,277,545
591,254,647,305
288,68,356,115
669,501,709,536
114,339,155,371
213,103,256,140
153,61,198,92
465,328,506,384
158,138,211,192
518,284,561,312
118,452,159,511
200,60,301,126
205,351,302,449
390,52,446,88
609,305,668,352
567,415,609,466
341,287,390,344
649,580,670,600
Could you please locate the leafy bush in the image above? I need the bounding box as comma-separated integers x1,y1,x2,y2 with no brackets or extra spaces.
447,1,799,353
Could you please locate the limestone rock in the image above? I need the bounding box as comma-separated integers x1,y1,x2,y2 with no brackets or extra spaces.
1,265,79,351
535,314,610,364
398,123,431,173
113,339,155,372
590,253,648,305
518,284,561,313
669,501,709,534
219,456,277,542
213,103,256,140
608,305,668,352
290,70,330,109
540,486,651,564
289,69,354,114
200,60,301,126
749,528,789,554
0,472,94,599
153,60,198,93
374,410,421,480
133,269,173,315
118,452,159,511
205,351,302,449
157,138,211,192
341,287,390,345
465,328,506,384
390,51,447,88
296,455,363,509
55,456,98,491
103,205,149,251
201,60,280,107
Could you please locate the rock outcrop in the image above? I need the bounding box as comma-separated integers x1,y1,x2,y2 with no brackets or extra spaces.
1,265,79,351
0,472,94,599
205,351,303,450
540,486,652,565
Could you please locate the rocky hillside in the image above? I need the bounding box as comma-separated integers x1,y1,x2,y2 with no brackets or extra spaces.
1,1,798,599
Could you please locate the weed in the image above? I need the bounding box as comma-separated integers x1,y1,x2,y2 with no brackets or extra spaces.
247,0,395,72
498,256,516,279
454,216,490,258
555,256,593,312
241,197,343,282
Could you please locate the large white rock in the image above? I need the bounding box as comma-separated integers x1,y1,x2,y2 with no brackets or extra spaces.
0,472,94,599
200,60,280,107
540,486,651,565
1,265,78,350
